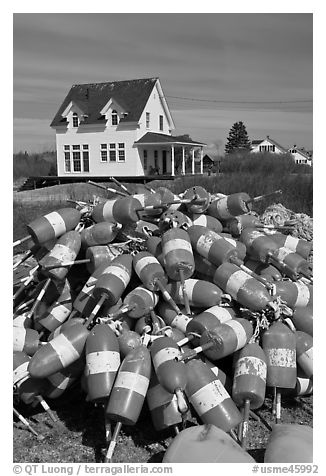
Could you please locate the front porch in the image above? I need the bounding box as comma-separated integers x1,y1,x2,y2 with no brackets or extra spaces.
134,132,206,176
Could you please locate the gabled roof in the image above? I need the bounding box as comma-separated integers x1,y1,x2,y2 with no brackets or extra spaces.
134,132,206,146
289,148,311,159
251,136,288,153
50,77,158,127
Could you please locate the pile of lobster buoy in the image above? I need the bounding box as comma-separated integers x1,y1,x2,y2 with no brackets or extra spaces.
13,179,313,463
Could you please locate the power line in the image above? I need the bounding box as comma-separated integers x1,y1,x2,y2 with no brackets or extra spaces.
165,95,312,105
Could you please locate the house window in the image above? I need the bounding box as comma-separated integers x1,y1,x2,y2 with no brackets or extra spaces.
64,151,71,172
110,143,116,162
143,150,148,159
72,113,79,128
112,110,118,126
64,145,70,151
118,143,125,162
101,144,107,162
154,150,158,159
144,158,148,170
159,115,163,131
83,147,89,172
146,112,150,128
73,151,81,172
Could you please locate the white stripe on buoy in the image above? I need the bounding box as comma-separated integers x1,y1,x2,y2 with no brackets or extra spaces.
102,200,115,222
296,376,313,395
13,328,26,352
153,347,180,369
49,333,81,368
85,351,120,375
13,362,29,385
177,279,197,303
103,265,130,288
234,356,267,380
297,347,313,370
267,348,296,368
207,306,233,323
192,215,207,227
214,199,232,220
275,247,293,262
196,231,221,259
225,270,250,298
284,235,299,251
47,244,76,263
171,313,192,333
294,282,311,307
147,384,177,410
188,379,229,416
134,256,158,275
133,286,159,305
163,238,192,255
224,320,248,350
49,304,71,323
45,211,67,236
114,371,149,397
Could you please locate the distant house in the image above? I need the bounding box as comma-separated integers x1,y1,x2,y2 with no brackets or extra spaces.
250,136,288,154
50,77,206,177
202,154,214,169
287,145,312,166
251,135,312,166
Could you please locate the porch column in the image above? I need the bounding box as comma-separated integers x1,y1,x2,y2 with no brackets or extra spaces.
191,148,195,174
171,145,175,176
200,147,203,174
181,146,185,175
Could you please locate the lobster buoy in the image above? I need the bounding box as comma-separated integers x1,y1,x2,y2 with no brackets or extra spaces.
157,302,192,334
239,228,279,263
159,210,192,232
45,355,85,399
145,236,165,267
264,424,313,463
150,336,188,413
193,253,217,280
185,359,242,432
268,233,312,260
185,305,236,346
117,286,159,319
295,331,313,378
274,281,313,310
105,346,151,462
37,279,73,332
28,323,90,379
13,351,47,404
243,259,282,282
162,424,255,463
26,208,81,246
271,247,312,281
39,231,81,281
220,233,247,261
183,186,210,214
72,264,109,317
224,214,262,237
213,262,275,311
161,228,195,281
85,324,120,402
92,196,142,225
167,278,225,308
80,222,121,248
207,193,252,221
198,318,253,361
92,254,133,306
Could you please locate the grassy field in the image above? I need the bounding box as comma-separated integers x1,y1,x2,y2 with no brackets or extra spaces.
13,163,313,463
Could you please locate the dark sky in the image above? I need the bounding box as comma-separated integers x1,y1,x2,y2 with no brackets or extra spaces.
13,13,313,154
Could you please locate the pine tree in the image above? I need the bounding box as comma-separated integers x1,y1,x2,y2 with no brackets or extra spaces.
225,121,251,154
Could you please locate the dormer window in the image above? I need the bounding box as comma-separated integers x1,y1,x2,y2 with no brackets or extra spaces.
112,110,118,126
72,113,79,128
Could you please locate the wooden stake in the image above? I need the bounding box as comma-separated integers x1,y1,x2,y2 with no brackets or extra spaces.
84,294,107,328
246,190,282,205
179,268,191,315
13,250,33,270
155,279,182,314
175,388,188,414
35,395,58,423
105,421,123,463
109,177,131,196
276,390,281,424
241,399,251,450
13,407,43,439
25,277,51,319
173,424,180,435
13,235,31,247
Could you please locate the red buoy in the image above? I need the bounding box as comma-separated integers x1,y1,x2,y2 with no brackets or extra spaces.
85,324,120,402
38,279,73,332
295,331,313,378
183,186,210,214
13,327,41,356
207,193,252,220
26,208,81,246
191,214,223,233
92,196,142,225
185,359,242,432
45,356,85,399
273,281,313,310
268,233,312,260
157,302,192,334
80,222,121,248
290,306,313,336
167,278,224,308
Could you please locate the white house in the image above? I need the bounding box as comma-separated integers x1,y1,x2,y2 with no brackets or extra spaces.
250,136,288,155
50,77,206,177
287,145,312,166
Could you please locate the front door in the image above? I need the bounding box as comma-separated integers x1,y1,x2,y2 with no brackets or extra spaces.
162,150,167,174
